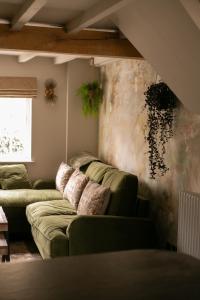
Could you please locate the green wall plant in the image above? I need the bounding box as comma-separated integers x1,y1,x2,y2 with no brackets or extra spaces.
77,81,103,116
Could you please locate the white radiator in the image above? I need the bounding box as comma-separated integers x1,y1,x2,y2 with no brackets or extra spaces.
178,191,200,259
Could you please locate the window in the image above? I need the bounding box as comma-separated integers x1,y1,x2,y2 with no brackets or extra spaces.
0,98,32,162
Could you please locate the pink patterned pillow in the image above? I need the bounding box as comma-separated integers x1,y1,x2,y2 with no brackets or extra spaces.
56,162,74,193
63,169,89,209
77,180,110,215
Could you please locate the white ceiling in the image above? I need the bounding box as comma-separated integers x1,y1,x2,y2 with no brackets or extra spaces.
0,0,198,67
0,0,119,64
0,0,115,28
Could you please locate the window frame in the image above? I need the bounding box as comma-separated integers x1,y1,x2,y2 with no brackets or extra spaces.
0,97,33,163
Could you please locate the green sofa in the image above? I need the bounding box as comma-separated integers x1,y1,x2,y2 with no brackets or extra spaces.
0,164,62,235
26,161,157,259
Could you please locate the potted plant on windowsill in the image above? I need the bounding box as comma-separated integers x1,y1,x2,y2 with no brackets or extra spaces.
77,81,103,117
144,81,179,179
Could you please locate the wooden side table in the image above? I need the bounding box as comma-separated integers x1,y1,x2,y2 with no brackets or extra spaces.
0,207,10,262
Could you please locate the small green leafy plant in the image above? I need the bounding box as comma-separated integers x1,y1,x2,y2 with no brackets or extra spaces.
77,81,103,116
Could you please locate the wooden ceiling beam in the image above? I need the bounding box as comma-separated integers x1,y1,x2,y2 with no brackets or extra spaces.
0,24,142,59
66,0,133,34
11,0,48,31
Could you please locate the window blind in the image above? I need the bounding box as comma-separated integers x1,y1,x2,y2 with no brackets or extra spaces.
0,77,37,97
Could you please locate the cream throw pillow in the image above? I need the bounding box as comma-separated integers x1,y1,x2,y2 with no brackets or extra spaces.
77,180,110,215
63,169,89,209
56,162,74,193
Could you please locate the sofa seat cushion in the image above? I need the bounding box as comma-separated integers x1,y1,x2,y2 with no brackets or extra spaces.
26,199,76,225
31,214,76,259
0,189,62,207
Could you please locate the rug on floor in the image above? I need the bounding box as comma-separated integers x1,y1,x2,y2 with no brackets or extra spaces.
2,240,42,264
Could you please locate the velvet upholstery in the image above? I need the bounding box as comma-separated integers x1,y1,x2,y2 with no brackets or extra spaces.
26,200,77,258
69,152,100,170
85,162,115,183
31,215,74,259
26,159,155,259
26,200,76,225
0,189,62,207
33,179,56,189
67,215,157,255
1,176,31,189
0,189,62,234
102,169,138,216
0,164,31,189
0,158,153,258
0,164,27,179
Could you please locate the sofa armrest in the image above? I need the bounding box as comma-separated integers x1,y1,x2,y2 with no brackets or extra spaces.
32,179,56,189
136,196,151,218
67,215,157,256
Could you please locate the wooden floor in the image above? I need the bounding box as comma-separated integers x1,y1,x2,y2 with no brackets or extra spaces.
1,239,41,264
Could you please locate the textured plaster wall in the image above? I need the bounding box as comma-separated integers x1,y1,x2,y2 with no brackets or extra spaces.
99,59,200,246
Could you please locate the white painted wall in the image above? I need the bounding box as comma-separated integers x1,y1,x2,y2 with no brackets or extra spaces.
112,0,200,113
66,59,99,160
0,55,67,180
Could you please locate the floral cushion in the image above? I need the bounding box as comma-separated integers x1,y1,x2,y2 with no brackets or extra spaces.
63,169,89,209
56,162,74,193
77,180,110,215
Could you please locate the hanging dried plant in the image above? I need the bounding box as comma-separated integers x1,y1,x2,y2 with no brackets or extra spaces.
144,82,179,179
45,79,57,103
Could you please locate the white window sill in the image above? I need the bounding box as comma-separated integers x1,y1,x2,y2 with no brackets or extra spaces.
0,160,35,163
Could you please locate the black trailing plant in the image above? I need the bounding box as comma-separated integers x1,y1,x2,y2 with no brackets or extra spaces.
144,82,178,179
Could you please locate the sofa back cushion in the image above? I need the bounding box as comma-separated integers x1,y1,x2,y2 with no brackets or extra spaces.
63,169,89,209
1,176,31,189
69,158,138,217
77,180,110,215
85,161,115,183
56,162,74,193
102,169,138,216
69,152,100,172
0,164,31,189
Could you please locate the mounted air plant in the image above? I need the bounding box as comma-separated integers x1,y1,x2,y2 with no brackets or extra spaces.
144,82,179,179
45,79,57,104
77,81,103,116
